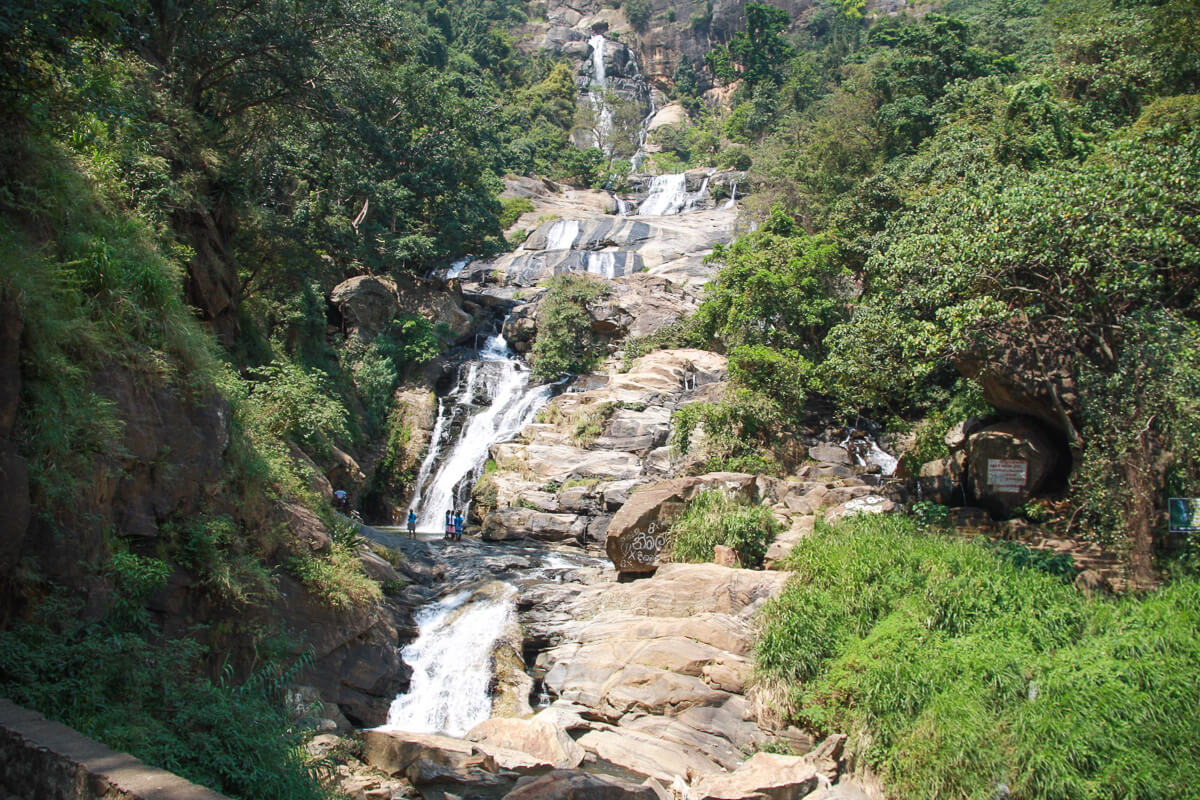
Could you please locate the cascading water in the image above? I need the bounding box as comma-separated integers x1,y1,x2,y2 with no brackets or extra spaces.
637,171,711,216
724,181,738,209
379,585,517,736
587,34,614,153
446,257,472,279
409,325,553,530
544,219,580,251
584,251,617,278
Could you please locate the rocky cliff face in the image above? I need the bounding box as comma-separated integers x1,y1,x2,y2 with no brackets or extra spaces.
522,0,822,91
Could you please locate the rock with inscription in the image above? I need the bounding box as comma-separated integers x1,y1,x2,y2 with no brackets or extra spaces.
825,495,896,525
605,473,758,574
964,417,1063,516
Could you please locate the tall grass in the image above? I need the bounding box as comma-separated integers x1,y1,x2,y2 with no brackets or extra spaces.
756,514,1200,799
670,489,781,568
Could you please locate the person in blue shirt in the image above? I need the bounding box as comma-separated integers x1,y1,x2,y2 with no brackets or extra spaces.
407,509,417,539
453,512,464,541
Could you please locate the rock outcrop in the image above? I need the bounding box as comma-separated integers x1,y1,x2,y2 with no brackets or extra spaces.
330,273,475,343
478,349,728,544
914,414,1067,517
964,417,1063,515
524,563,792,784
478,205,739,288
605,472,758,573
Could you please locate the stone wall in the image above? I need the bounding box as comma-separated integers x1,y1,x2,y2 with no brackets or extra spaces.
0,698,229,800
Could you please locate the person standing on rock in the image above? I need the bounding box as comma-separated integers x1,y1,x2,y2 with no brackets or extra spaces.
445,510,455,541
407,509,417,539
454,512,464,541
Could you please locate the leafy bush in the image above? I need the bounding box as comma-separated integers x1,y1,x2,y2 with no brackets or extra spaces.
498,196,535,228
288,540,382,611
247,360,349,457
0,557,325,800
986,539,1078,581
624,0,651,31
670,389,786,474
896,380,989,475
669,489,780,567
757,514,1200,799
530,274,610,382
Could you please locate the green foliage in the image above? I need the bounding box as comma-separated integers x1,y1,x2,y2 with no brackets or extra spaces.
163,514,277,606
288,539,382,611
757,514,1200,799
530,274,610,382
706,2,795,89
695,218,849,359
624,0,651,31
498,196,535,228
669,489,780,568
986,539,1078,581
910,500,951,527
571,401,617,447
0,136,218,517
1074,310,1200,549
670,389,786,475
896,380,988,475
247,360,349,457
0,580,324,800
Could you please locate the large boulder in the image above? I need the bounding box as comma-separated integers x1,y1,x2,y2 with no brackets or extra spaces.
587,274,700,341
954,332,1079,438
916,453,967,505
503,770,658,800
330,274,474,343
362,730,498,776
690,751,838,800
329,276,399,340
605,473,757,573
964,417,1063,515
482,507,587,542
466,717,586,769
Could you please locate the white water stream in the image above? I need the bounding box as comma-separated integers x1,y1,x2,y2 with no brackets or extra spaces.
588,34,614,153
409,330,552,530
544,219,580,250
379,586,517,736
637,172,711,216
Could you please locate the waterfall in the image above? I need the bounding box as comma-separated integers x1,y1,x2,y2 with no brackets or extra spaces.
588,34,614,153
446,257,472,279
584,251,618,278
545,219,580,251
379,585,517,736
409,327,552,530
637,172,711,216
724,182,738,209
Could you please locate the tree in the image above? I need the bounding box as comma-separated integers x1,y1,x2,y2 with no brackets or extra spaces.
705,2,795,89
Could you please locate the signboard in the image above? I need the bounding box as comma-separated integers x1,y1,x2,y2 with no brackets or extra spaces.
1169,498,1200,533
987,459,1028,493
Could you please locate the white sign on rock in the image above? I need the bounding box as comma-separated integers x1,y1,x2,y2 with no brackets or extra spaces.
987,459,1028,492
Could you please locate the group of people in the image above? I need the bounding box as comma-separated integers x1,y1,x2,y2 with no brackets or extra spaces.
400,508,464,541
444,510,464,541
